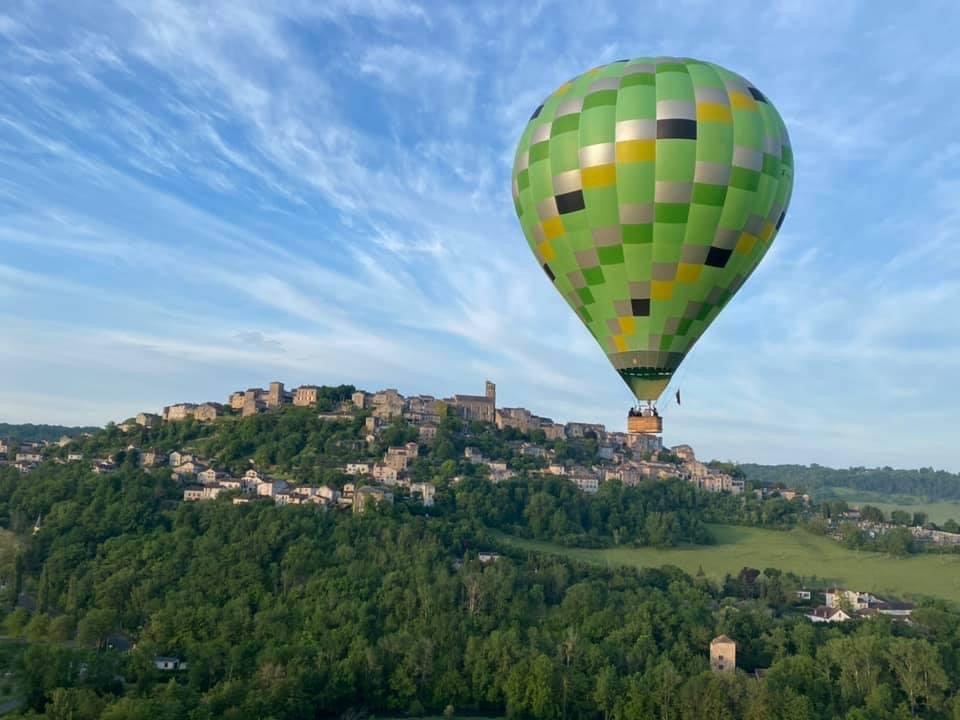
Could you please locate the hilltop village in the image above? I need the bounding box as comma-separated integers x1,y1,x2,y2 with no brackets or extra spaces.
1,380,757,510
0,381,960,672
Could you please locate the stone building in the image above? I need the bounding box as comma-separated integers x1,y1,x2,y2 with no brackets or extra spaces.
353,486,394,513
164,404,197,422
371,389,404,419
626,432,663,454
496,407,533,432
266,382,287,408
136,413,161,428
139,450,168,468
542,423,566,440
565,421,605,438
242,390,266,417
710,636,736,673
671,444,696,463
448,381,496,423
352,391,369,409
293,386,319,407
194,403,222,422
404,395,444,425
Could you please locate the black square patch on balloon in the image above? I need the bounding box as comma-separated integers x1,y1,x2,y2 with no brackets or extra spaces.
657,119,697,140
748,87,767,103
530,104,544,119
543,264,555,281
704,246,732,268
555,190,586,215
631,298,651,316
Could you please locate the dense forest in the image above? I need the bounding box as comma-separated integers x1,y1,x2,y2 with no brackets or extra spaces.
0,461,959,719
0,402,957,717
0,424,100,444
739,464,960,501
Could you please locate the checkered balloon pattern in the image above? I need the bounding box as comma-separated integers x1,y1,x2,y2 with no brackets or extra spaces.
512,57,793,402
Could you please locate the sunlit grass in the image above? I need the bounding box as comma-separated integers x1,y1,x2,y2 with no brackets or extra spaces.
499,524,960,603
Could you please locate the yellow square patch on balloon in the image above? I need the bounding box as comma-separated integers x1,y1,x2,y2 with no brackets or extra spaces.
735,233,757,254
618,316,636,335
611,335,627,352
581,164,616,188
696,103,731,122
760,221,775,242
676,263,702,282
542,216,565,241
730,92,757,111
615,140,655,163
537,239,555,262
651,281,673,300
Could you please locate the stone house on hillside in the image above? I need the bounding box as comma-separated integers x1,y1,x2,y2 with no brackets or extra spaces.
710,635,736,672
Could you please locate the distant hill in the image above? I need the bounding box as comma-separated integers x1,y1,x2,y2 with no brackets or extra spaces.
0,422,101,443
738,463,960,502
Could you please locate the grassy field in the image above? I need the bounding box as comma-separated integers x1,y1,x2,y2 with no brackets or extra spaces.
499,525,960,603
814,487,960,525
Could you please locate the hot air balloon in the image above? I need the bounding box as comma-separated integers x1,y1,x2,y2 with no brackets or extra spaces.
511,57,793,434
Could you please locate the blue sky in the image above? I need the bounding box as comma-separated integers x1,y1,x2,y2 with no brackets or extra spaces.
1,1,959,470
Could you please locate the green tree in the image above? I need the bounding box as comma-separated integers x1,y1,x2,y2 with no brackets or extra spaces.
860,505,885,523
76,608,117,650
593,665,618,720
881,527,915,556
48,615,75,643
45,687,107,720
3,607,28,636
886,637,949,715
24,612,50,642
820,635,886,705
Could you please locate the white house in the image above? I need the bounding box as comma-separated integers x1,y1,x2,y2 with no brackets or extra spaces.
153,656,188,671
807,606,852,623
256,480,288,497
826,588,878,610
572,475,600,494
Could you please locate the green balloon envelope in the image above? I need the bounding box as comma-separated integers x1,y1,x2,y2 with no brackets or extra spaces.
511,57,793,403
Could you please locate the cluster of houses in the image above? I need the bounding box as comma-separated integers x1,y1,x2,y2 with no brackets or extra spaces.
2,378,763,501
150,449,428,514
826,511,960,548
805,587,916,623
131,378,755,499
507,442,747,497
0,437,89,474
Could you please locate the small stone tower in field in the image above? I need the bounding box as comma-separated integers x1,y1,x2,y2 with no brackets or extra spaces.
710,635,736,673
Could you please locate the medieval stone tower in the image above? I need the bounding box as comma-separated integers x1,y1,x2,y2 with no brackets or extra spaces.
710,635,736,673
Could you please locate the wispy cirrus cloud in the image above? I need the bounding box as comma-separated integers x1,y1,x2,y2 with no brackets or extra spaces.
1,0,959,470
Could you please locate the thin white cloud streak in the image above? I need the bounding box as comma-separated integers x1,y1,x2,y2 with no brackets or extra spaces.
1,1,959,469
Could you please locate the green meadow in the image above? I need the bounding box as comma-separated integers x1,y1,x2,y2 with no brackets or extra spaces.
499,524,960,604
815,487,960,525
